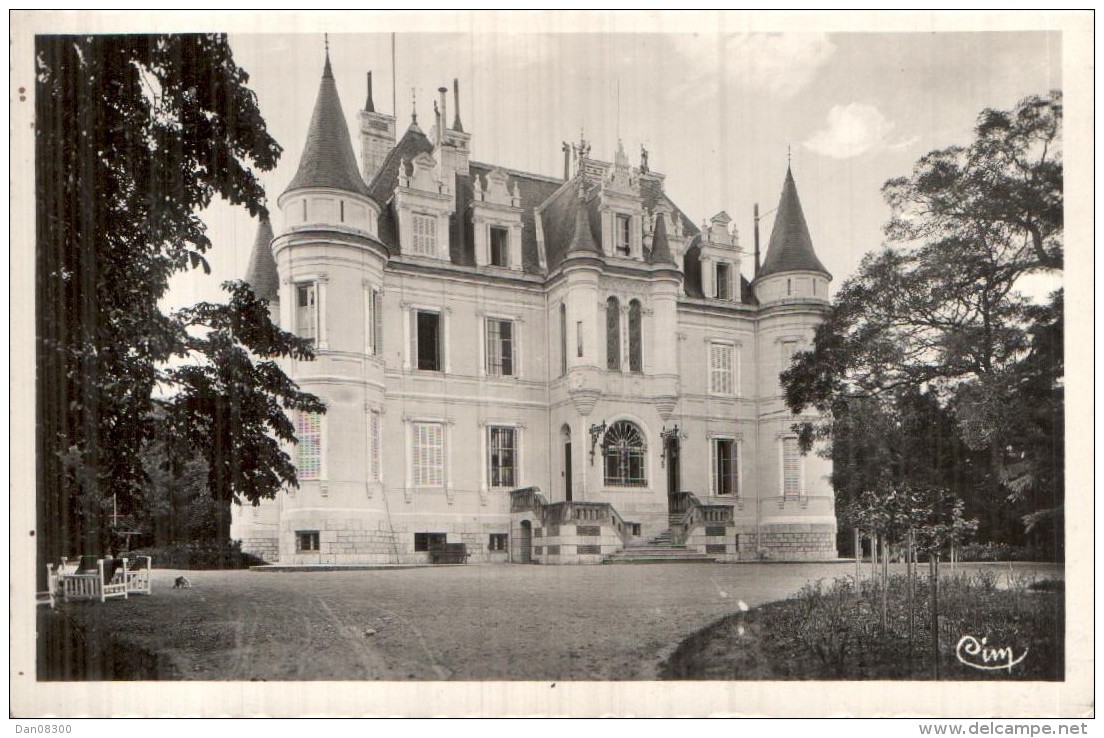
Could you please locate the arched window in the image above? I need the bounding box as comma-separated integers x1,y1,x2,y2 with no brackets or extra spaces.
602,420,647,487
628,299,642,373
606,296,621,371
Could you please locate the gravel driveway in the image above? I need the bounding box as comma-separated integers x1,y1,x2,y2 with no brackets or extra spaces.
55,561,1062,681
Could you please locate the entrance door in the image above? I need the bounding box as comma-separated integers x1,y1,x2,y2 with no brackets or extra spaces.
666,436,681,515
564,441,573,502
517,520,532,564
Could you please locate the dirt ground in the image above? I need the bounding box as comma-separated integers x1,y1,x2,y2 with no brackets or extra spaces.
46,561,1063,681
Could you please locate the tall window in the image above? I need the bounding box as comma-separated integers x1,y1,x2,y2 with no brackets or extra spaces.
606,296,621,370
412,214,437,256
782,437,802,498
487,426,517,488
296,411,322,481
413,310,443,371
296,283,318,343
628,299,642,373
413,422,445,487
485,318,514,377
615,214,631,255
713,438,738,496
489,226,509,267
779,339,799,383
366,288,383,356
560,304,567,376
603,421,647,487
709,342,735,395
716,263,731,300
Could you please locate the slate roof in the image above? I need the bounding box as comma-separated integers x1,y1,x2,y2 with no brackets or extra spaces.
539,178,601,270
283,54,371,199
243,215,279,302
758,167,829,279
367,124,435,253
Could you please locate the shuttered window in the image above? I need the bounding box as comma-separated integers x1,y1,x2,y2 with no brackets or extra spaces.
412,214,437,256
370,411,382,481
366,288,383,356
783,437,801,498
296,284,318,343
413,422,445,487
709,342,734,395
606,297,620,370
628,300,642,373
296,411,322,481
488,426,517,488
713,439,737,496
486,318,514,377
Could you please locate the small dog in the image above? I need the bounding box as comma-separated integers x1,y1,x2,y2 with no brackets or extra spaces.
173,575,192,589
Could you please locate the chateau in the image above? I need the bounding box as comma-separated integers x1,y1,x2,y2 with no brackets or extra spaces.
231,48,838,565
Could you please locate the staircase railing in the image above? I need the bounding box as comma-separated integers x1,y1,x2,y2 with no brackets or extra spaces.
670,491,734,545
509,488,633,546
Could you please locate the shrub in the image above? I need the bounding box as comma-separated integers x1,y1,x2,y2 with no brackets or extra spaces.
125,540,267,569
957,541,1039,562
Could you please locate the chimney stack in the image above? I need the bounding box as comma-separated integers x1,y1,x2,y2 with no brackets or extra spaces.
437,86,448,146
452,78,464,132
365,72,375,112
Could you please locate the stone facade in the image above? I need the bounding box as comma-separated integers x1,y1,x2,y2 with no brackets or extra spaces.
231,48,839,565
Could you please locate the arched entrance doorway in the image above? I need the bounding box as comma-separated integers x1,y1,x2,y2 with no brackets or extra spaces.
517,520,532,564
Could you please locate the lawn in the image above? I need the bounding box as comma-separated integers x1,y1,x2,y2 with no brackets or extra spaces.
36,561,1063,681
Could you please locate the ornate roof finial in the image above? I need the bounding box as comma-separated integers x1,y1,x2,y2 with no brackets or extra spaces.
323,33,332,78
787,143,792,169
411,87,418,126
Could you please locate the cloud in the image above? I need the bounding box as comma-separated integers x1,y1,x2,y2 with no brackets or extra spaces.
803,103,918,159
671,32,836,101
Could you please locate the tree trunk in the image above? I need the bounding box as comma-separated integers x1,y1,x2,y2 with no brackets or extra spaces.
907,528,914,667
854,527,861,586
930,554,940,680
881,535,889,634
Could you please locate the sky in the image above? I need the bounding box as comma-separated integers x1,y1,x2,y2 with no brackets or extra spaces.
166,25,1062,310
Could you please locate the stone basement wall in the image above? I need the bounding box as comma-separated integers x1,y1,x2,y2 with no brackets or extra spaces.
279,515,514,565
684,523,837,562
756,524,837,561
240,534,279,564
531,522,624,565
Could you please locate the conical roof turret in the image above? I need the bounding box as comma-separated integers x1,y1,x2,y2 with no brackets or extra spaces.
283,49,371,198
758,167,829,279
243,214,279,303
648,211,677,265
565,180,599,256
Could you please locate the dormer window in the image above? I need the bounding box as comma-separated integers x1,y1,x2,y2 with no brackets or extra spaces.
615,214,631,256
716,262,732,300
412,214,437,256
490,226,509,267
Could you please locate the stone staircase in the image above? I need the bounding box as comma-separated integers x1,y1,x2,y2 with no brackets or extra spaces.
602,528,717,564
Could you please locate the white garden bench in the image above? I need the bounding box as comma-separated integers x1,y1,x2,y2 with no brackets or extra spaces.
44,555,153,604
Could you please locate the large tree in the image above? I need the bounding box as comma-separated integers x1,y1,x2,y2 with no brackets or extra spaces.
36,34,320,570
783,92,1063,551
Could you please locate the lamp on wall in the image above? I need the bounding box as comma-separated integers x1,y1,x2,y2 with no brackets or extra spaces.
660,424,681,468
588,421,607,464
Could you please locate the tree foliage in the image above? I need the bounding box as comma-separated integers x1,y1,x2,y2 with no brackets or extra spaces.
782,92,1063,554
36,34,320,567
